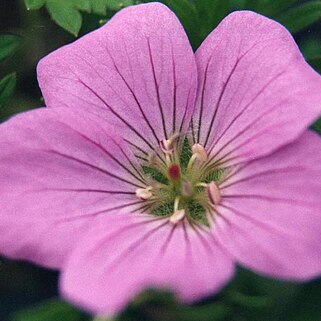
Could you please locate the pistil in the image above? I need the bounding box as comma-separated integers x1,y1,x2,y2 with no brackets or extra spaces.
168,163,181,182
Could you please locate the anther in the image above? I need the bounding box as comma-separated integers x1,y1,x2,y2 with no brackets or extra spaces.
169,197,185,224
135,186,153,200
169,209,185,224
160,139,173,155
192,144,208,161
207,181,221,205
160,134,179,155
147,152,157,165
181,180,193,197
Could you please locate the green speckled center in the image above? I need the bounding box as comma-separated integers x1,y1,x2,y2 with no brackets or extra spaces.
140,138,224,226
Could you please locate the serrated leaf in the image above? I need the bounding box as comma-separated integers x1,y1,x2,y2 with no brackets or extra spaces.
11,299,87,321
278,1,321,34
0,35,21,61
0,73,16,109
24,0,45,10
46,0,82,36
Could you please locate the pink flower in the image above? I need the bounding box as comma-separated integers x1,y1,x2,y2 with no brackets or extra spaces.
1,2,321,316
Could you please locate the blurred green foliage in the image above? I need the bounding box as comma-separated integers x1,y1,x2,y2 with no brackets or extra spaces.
0,34,20,109
24,0,138,36
0,35,21,61
0,72,17,109
1,0,321,320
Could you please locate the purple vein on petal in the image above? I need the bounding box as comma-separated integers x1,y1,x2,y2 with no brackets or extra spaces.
179,86,193,134
44,149,144,188
99,221,169,273
205,113,292,169
203,40,262,148
102,42,161,145
112,139,146,182
27,188,135,195
147,39,168,139
207,70,287,157
221,166,305,189
52,201,145,223
72,74,162,160
53,117,146,185
170,42,177,134
219,203,307,240
223,194,317,207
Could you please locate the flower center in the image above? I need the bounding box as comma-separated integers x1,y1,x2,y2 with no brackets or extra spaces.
136,135,224,226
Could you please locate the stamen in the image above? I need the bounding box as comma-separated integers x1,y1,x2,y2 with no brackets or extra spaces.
207,181,221,205
192,144,208,161
181,180,193,197
169,196,185,224
135,186,153,200
186,144,207,173
160,133,180,155
169,209,185,224
160,139,173,155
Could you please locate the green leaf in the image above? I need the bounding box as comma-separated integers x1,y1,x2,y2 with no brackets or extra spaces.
160,0,202,49
266,0,299,16
226,291,269,309
176,304,230,321
24,0,136,36
243,0,298,16
72,0,92,12
24,0,45,10
91,0,108,15
284,279,321,321
11,299,88,321
278,1,321,34
0,35,21,61
106,0,134,11
0,73,17,109
46,0,82,36
193,0,229,41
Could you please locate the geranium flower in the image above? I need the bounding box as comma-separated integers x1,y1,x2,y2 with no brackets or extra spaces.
1,2,321,316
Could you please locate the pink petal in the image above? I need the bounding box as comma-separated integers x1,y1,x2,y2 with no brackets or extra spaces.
37,3,197,154
0,108,143,268
215,131,321,280
61,214,234,315
194,11,321,165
